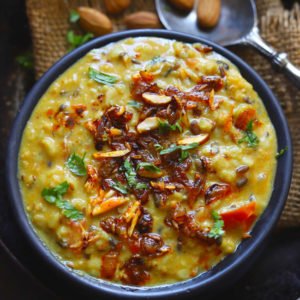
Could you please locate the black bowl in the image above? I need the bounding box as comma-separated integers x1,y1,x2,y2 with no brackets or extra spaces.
6,29,293,299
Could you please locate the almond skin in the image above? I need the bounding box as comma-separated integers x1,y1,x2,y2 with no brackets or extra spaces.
168,0,194,11
104,0,131,14
77,7,113,36
197,0,221,28
124,11,162,29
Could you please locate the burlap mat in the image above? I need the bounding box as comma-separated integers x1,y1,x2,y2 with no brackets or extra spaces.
26,0,300,227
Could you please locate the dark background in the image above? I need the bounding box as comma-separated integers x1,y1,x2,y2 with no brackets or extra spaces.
1,0,300,299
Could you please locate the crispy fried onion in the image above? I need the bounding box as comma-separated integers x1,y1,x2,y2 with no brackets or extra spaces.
165,204,216,244
59,220,103,252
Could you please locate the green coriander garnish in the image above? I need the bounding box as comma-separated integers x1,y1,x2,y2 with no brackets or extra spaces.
158,120,182,134
276,146,288,158
42,182,84,221
67,30,93,51
137,162,162,173
88,67,118,85
160,143,199,161
238,120,259,148
107,180,128,195
66,153,87,176
208,211,225,240
128,100,142,109
69,10,80,23
122,159,147,190
16,52,34,70
135,182,148,189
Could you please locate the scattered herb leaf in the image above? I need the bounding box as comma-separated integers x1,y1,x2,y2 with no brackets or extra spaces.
122,159,147,190
135,182,148,189
89,67,118,85
160,143,198,155
276,146,288,158
128,100,142,109
208,211,225,239
66,153,87,176
238,120,259,148
16,52,34,70
69,10,80,23
107,180,128,195
158,120,182,134
41,182,84,221
137,162,162,173
56,197,84,220
67,30,93,51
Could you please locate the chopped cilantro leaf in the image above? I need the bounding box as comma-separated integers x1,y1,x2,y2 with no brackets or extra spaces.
69,10,80,23
158,120,182,134
107,180,128,194
88,67,118,85
66,153,87,176
135,182,148,189
137,162,162,173
208,211,225,239
67,30,93,51
41,182,83,221
160,143,198,156
16,52,34,70
238,120,259,148
276,146,288,158
122,159,147,190
128,100,142,109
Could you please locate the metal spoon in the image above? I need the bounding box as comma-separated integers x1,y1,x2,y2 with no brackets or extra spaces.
155,0,300,87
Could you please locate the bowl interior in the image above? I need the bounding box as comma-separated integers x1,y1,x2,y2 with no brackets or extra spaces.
6,29,293,299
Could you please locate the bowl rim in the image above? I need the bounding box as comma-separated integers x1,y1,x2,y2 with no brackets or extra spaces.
6,29,293,299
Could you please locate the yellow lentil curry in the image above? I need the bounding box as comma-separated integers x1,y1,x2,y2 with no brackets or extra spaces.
19,37,277,286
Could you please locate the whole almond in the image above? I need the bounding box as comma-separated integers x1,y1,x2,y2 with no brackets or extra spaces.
168,0,194,12
197,0,221,28
77,7,113,36
104,0,131,14
124,11,162,29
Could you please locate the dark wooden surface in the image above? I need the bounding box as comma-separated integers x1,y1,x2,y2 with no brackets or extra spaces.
0,1,300,299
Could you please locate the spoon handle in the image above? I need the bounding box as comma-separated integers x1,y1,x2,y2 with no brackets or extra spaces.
244,27,300,88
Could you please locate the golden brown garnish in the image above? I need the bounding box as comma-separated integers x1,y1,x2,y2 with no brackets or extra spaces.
205,183,232,205
121,255,150,285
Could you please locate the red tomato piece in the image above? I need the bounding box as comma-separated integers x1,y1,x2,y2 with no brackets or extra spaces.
220,201,256,229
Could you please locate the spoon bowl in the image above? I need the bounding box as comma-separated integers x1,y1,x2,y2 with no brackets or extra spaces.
156,0,255,46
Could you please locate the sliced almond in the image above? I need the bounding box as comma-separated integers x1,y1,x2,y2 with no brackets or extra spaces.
137,117,160,134
109,127,122,136
93,148,130,159
150,181,176,191
142,93,172,105
178,134,209,145
124,201,141,236
92,197,128,216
